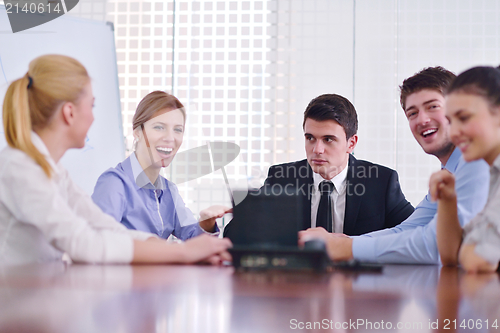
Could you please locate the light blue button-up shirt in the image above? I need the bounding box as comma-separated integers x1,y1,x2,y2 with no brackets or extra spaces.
92,152,207,240
352,148,490,264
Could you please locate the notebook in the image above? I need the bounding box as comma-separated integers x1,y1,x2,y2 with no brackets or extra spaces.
225,189,303,249
224,189,382,272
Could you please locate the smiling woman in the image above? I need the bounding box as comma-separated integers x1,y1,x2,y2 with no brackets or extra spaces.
133,91,185,179
430,66,500,273
91,91,231,240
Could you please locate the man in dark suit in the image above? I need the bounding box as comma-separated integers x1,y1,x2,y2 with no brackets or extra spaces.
263,155,413,236
225,94,414,237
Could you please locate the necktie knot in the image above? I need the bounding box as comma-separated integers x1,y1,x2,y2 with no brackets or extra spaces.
319,181,334,195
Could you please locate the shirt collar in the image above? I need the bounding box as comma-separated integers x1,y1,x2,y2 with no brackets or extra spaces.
313,160,348,193
492,153,500,173
442,147,462,173
130,152,166,190
30,131,58,171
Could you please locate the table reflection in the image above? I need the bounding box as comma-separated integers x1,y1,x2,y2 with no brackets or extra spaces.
0,263,499,333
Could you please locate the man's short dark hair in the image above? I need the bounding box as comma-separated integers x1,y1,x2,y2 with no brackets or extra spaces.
399,66,456,111
302,94,358,139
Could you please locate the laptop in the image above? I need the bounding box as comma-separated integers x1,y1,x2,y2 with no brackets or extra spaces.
224,188,383,272
224,189,331,271
225,189,302,248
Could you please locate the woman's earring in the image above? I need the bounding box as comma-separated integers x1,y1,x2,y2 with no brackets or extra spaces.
132,137,138,149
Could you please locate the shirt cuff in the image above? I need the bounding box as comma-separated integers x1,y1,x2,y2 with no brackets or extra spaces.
352,236,377,262
100,231,135,264
199,222,220,236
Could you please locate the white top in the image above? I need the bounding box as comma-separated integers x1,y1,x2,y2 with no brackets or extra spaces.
310,161,348,233
463,153,500,265
0,132,154,266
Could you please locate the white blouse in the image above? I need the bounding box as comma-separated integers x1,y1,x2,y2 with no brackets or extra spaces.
463,154,500,265
0,133,154,265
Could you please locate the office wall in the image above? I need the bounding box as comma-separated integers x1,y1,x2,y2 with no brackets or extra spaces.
354,0,500,204
56,0,500,210
0,6,124,195
253,0,500,205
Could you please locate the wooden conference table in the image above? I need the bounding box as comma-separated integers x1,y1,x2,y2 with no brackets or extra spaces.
0,263,499,333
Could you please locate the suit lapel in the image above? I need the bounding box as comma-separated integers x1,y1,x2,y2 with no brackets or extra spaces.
343,154,362,234
299,160,313,231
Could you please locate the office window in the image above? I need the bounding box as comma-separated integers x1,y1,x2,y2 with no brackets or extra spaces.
64,0,500,209
105,0,274,214
355,0,500,204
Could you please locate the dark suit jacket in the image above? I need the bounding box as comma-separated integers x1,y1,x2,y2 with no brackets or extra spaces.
225,154,414,237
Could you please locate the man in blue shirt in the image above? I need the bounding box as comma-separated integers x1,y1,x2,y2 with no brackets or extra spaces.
299,66,490,264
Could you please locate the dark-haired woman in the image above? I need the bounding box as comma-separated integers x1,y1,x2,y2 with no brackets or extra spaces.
430,66,500,273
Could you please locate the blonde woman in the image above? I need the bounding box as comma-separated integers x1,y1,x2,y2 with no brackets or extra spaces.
0,54,231,265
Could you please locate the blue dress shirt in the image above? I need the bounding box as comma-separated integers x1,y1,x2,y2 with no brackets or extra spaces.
92,152,207,240
352,148,490,264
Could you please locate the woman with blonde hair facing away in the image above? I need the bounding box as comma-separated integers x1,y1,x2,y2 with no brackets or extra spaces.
0,54,231,265
430,66,500,273
91,91,230,240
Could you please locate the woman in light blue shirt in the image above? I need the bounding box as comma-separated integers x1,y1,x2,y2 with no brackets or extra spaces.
92,91,228,240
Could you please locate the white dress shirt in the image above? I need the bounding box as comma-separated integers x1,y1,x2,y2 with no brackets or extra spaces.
310,162,348,233
0,132,154,266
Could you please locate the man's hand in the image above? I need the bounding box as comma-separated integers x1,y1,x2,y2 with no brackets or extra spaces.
199,205,232,233
298,227,329,245
298,227,353,261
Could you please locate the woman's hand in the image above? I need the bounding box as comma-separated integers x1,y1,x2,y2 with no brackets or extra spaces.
199,205,232,232
133,235,232,265
180,234,232,265
430,169,462,265
429,169,457,202
459,244,499,274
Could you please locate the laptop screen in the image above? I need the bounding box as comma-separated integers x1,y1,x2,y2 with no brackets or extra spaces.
225,189,303,247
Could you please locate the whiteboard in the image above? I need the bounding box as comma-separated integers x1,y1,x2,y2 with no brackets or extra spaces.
0,5,124,195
